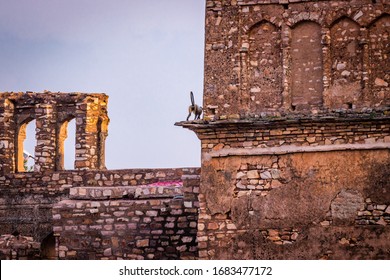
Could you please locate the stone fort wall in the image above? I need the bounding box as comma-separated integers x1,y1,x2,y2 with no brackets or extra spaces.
179,113,390,259
52,169,199,260
0,92,200,260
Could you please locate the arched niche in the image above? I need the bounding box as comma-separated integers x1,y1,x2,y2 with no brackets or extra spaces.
324,17,363,109
368,14,390,106
247,21,282,112
330,17,362,85
291,21,324,111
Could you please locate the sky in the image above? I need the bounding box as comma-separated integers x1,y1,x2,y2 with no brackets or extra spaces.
0,0,205,169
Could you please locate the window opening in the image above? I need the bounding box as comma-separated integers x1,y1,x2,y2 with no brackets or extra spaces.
58,118,76,170
17,120,36,172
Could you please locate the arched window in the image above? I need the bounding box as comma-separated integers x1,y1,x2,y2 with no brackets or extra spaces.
57,118,76,170
16,119,36,172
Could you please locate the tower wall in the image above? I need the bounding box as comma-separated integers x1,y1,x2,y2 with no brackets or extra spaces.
178,0,390,259
203,0,389,120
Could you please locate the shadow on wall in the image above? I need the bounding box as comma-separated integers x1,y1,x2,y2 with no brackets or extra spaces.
365,159,390,204
40,232,56,260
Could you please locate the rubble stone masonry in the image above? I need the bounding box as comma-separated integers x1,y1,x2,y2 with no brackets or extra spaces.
178,112,390,259
0,160,200,259
52,169,200,260
0,92,109,173
203,0,389,119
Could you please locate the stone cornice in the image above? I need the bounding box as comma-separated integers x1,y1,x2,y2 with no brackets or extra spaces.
175,110,390,132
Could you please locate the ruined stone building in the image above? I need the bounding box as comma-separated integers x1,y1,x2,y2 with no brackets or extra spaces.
0,92,199,259
1,0,390,259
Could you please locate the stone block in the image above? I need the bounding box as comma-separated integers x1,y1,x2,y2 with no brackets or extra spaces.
331,190,365,225
247,170,259,179
103,248,112,256
260,171,272,179
136,239,149,248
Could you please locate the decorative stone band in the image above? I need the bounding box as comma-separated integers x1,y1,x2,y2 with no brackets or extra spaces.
205,142,390,158
69,183,183,200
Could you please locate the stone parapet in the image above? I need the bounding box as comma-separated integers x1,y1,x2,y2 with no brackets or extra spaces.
0,168,200,244
52,169,200,260
69,184,183,200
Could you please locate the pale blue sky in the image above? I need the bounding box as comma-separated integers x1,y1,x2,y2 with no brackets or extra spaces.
0,0,205,169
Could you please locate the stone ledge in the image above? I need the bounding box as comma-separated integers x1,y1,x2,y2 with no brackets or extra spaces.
53,197,175,208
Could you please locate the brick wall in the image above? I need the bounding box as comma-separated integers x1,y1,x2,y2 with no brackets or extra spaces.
2,0,389,261
179,111,390,151
176,0,390,259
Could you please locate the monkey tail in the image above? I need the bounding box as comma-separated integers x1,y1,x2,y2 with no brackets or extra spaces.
190,91,195,106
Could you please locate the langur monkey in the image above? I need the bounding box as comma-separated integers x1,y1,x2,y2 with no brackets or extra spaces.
187,91,203,121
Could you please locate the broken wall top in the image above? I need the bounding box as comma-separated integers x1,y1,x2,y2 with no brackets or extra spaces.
0,91,108,106
0,91,110,173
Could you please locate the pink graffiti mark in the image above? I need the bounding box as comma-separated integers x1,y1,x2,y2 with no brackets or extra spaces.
148,180,182,187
